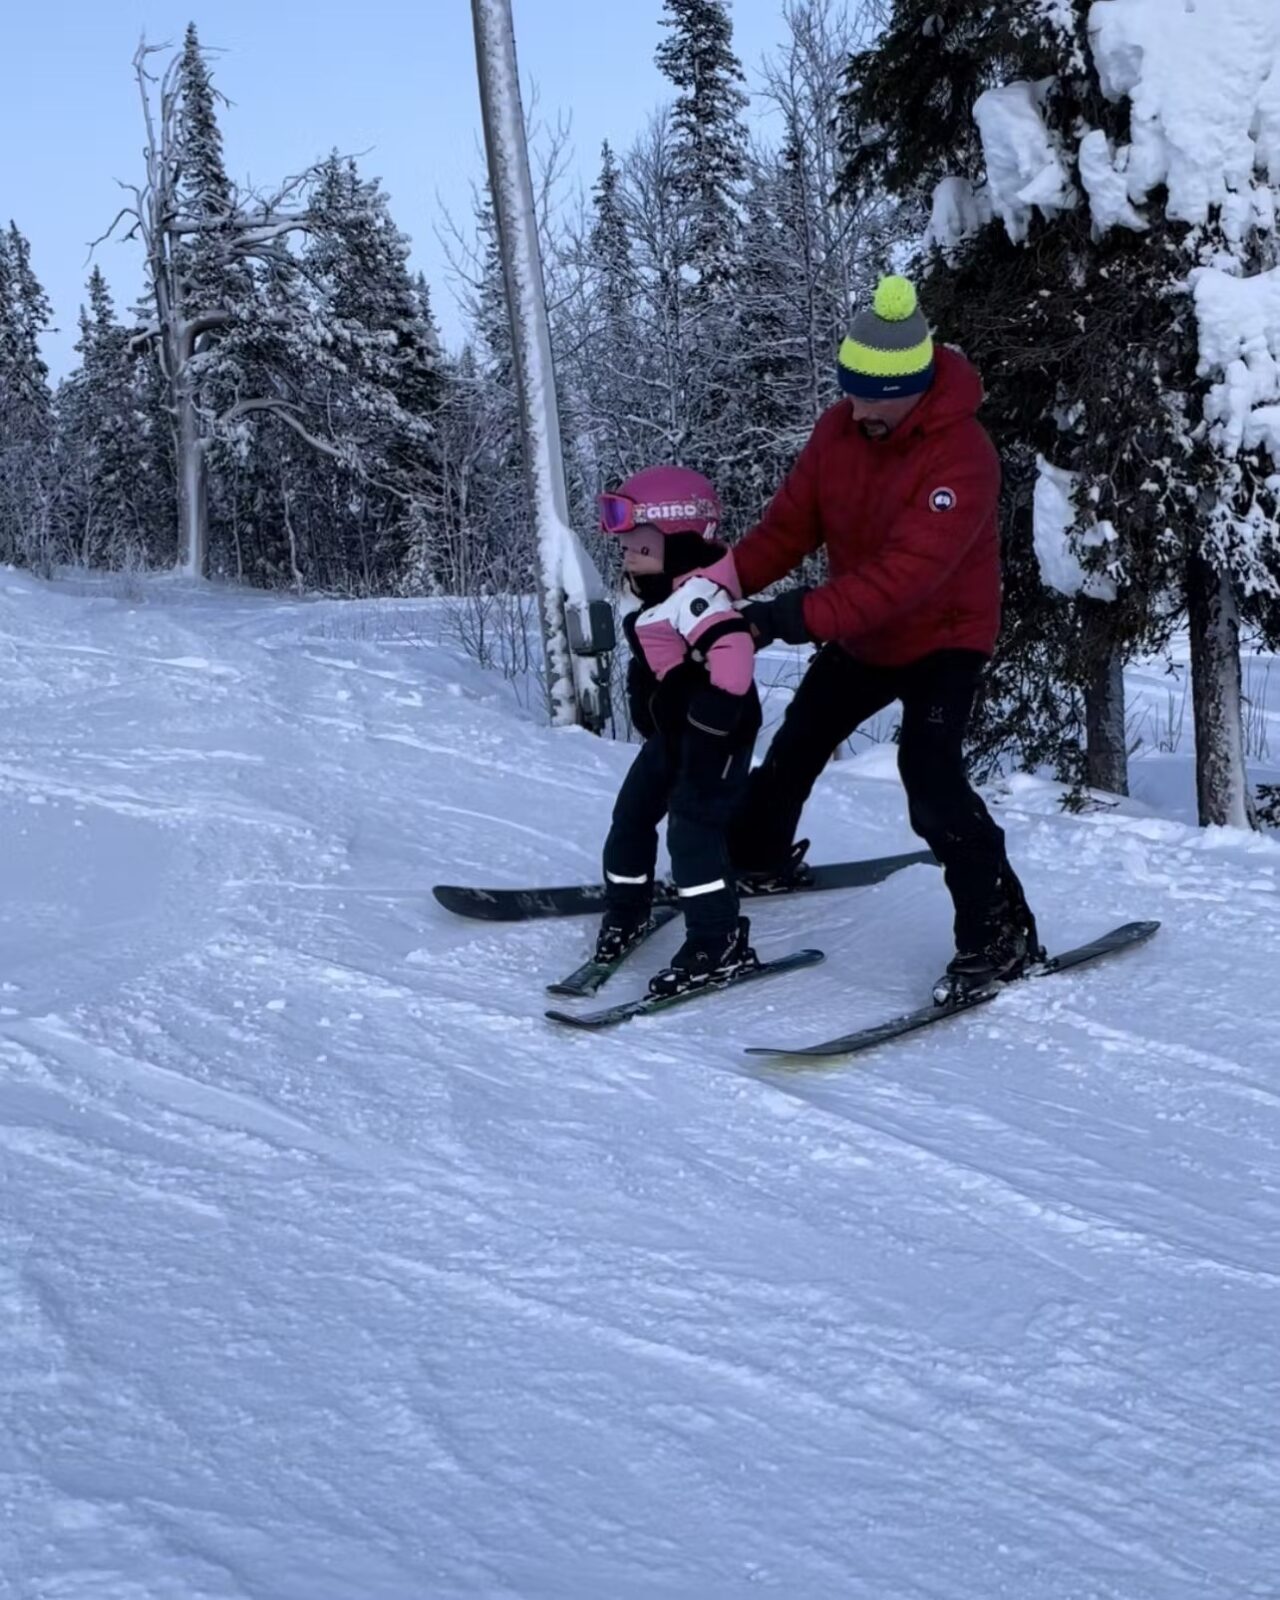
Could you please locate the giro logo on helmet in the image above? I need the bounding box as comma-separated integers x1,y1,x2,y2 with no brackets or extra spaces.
637,499,717,523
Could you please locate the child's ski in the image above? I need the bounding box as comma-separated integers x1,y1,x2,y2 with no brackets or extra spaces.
547,948,825,1031
545,906,681,998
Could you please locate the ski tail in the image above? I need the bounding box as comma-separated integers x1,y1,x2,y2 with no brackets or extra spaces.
436,849,937,923
546,906,680,997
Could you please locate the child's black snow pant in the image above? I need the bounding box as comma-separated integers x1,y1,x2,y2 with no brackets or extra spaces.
604,691,761,941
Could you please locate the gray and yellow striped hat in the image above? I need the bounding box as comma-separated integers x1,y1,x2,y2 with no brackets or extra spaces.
838,275,935,401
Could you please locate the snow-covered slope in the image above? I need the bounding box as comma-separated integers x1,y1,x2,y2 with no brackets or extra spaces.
2,573,1278,1599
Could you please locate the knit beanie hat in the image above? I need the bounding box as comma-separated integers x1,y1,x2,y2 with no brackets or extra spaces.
837,275,935,401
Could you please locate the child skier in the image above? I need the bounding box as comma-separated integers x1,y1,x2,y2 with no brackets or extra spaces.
595,465,762,997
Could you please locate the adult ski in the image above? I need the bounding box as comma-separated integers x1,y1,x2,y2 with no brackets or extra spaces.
545,905,681,998
744,920,1160,1061
547,948,825,1031
435,849,936,923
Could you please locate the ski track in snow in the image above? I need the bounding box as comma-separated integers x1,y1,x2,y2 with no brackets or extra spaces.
1,574,1278,1599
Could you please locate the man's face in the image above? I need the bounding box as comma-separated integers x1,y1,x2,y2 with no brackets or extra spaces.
848,391,924,440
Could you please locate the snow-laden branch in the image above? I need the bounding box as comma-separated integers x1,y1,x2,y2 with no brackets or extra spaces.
216,397,355,466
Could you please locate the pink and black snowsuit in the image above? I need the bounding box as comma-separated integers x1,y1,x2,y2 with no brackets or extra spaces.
605,544,761,939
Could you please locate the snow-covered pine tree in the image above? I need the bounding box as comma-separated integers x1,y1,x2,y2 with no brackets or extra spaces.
278,154,444,590
431,342,495,593
583,140,641,492
459,197,535,598
698,0,912,555
839,0,1280,824
0,223,55,567
1069,0,1278,827
55,268,174,568
398,273,451,591
1153,15,1280,829
726,153,808,536
655,0,748,300
836,2,1193,799
171,25,254,314
162,26,255,573
653,0,749,486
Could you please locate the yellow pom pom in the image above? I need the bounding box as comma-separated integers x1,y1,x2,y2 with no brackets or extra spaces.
873,275,917,322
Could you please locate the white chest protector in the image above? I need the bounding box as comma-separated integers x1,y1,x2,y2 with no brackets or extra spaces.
637,576,737,642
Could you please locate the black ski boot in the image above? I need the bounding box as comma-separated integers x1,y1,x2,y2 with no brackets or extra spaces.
593,904,655,965
649,917,758,998
736,840,815,898
934,866,1045,1006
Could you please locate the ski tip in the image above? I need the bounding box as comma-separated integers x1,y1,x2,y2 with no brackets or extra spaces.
1098,918,1161,948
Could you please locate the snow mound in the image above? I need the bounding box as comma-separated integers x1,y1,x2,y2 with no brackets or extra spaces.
1033,457,1118,600
1088,0,1280,239
1192,264,1280,460
973,78,1077,244
1077,127,1147,235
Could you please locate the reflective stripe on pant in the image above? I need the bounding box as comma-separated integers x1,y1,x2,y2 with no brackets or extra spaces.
603,728,754,938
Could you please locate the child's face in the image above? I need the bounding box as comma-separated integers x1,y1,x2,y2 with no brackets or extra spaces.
620,525,664,576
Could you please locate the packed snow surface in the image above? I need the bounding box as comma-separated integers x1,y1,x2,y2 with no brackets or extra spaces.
2,573,1279,1598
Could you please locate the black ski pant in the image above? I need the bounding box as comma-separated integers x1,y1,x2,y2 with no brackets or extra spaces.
727,645,1007,944
603,729,753,941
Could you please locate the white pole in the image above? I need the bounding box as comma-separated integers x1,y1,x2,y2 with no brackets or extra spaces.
471,0,609,730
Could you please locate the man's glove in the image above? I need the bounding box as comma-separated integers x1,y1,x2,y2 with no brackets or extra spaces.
739,588,812,648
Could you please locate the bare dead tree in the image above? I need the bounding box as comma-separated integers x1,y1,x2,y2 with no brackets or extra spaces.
96,41,329,577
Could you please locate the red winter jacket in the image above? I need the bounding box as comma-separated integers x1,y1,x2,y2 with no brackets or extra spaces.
733,346,1002,667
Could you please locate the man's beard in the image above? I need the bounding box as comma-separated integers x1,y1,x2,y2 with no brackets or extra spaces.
858,418,891,440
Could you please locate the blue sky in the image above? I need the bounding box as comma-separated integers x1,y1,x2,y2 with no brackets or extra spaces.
3,0,793,379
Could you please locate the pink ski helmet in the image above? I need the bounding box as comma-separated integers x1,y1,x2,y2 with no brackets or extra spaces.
598,465,721,549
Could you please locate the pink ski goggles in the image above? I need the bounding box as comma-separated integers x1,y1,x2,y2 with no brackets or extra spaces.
597,491,719,536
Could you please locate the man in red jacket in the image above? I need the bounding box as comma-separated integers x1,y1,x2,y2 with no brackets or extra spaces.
731,274,1041,1001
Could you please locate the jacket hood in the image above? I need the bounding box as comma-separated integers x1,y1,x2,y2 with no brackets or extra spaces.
907,345,985,437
